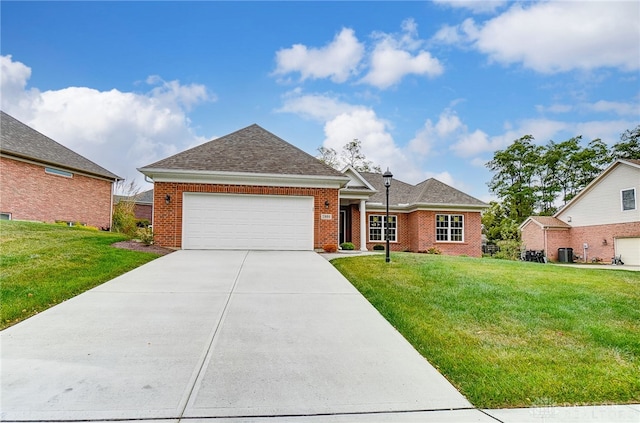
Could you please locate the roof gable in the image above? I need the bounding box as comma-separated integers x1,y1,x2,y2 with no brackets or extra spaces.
341,165,377,191
0,111,120,180
520,216,571,230
554,159,640,218
140,124,344,178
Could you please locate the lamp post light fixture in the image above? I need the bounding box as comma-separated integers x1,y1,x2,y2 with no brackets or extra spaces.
383,168,393,263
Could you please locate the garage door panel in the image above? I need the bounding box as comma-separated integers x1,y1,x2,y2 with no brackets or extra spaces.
183,193,314,250
615,237,639,266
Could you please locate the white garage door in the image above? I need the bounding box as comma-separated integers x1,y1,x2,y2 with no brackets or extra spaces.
182,193,314,250
615,237,640,266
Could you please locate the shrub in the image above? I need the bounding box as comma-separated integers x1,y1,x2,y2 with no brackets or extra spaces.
340,242,355,250
136,219,151,228
112,202,137,235
136,228,154,246
112,180,141,236
493,239,522,261
373,244,385,251
323,244,337,253
426,247,441,255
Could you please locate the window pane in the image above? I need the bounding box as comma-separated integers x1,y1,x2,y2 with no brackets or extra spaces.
622,189,636,211
436,214,448,228
45,167,73,178
435,214,464,242
370,215,397,242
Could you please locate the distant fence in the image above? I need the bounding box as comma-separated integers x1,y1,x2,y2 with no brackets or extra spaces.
482,244,499,256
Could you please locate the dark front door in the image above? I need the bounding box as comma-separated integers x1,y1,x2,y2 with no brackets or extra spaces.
339,207,352,245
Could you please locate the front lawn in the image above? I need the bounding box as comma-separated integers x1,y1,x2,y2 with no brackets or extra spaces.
332,253,640,409
0,220,162,329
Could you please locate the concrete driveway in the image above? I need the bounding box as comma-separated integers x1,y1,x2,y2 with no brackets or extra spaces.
2,250,491,422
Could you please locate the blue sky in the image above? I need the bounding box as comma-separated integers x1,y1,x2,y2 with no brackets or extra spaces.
2,1,638,200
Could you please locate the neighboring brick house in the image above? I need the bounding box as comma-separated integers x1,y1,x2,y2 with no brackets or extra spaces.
520,159,640,265
0,111,121,229
139,124,487,256
114,189,154,223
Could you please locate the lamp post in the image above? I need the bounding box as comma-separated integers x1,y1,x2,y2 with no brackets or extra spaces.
383,168,393,263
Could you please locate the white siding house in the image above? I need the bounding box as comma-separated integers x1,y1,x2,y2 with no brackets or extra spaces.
556,162,639,227
521,159,640,266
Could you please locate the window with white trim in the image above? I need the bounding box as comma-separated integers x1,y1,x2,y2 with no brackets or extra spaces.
0,212,11,220
436,214,464,242
369,215,397,242
45,167,73,178
621,188,636,211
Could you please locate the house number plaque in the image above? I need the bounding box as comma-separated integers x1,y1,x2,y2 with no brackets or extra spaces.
321,214,332,220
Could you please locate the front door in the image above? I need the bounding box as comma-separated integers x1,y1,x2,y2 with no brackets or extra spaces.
339,206,352,245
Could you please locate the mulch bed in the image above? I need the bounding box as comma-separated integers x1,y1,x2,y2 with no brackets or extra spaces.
112,240,175,256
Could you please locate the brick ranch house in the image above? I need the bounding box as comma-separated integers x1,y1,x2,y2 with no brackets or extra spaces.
0,111,121,228
139,124,488,255
520,158,640,265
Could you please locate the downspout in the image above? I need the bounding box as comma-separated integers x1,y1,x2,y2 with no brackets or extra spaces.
144,175,154,226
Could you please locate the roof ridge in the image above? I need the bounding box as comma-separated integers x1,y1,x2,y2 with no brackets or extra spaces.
139,124,345,178
0,111,120,180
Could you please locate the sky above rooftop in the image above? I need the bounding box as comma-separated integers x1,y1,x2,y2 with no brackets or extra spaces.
1,1,638,200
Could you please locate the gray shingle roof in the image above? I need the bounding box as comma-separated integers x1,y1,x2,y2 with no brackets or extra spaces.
114,188,154,205
137,189,154,204
140,124,344,178
359,172,487,207
527,216,571,228
0,111,120,180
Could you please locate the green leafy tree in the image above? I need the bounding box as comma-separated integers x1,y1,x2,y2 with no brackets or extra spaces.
486,135,539,223
482,201,519,243
555,136,583,204
610,125,640,160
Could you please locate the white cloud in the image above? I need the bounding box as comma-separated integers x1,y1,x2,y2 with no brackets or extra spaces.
277,90,361,122
361,19,444,89
574,120,636,143
536,99,640,116
433,0,507,14
273,28,364,83
409,109,463,156
323,108,402,166
586,100,639,117
273,20,443,90
536,103,573,114
1,55,213,189
438,2,640,73
277,91,425,183
450,116,635,158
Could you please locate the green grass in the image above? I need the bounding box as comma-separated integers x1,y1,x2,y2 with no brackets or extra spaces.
1,220,162,329
332,253,640,409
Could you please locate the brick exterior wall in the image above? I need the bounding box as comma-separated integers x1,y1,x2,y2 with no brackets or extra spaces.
0,157,113,228
565,222,640,263
522,221,639,262
359,209,483,257
153,182,340,249
134,204,152,222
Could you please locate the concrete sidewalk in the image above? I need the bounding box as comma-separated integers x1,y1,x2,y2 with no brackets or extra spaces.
2,250,638,422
